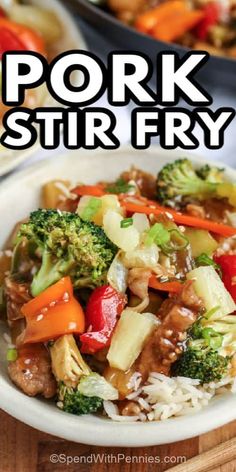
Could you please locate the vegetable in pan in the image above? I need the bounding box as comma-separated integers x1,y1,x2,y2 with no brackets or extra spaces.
104,0,236,59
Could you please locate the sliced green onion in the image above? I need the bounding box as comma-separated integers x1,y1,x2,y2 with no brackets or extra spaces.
204,306,221,320
195,253,222,276
80,197,102,221
7,348,18,362
145,223,170,247
161,229,189,254
202,327,223,350
106,179,135,195
120,218,133,228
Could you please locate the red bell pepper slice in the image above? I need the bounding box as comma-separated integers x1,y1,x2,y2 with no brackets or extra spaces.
0,18,46,57
80,285,126,353
196,2,220,40
0,27,26,59
214,255,236,302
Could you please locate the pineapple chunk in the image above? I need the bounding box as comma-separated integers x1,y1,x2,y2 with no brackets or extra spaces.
184,228,218,257
187,266,236,320
103,210,140,252
77,194,123,226
107,309,158,371
50,334,91,387
42,180,71,208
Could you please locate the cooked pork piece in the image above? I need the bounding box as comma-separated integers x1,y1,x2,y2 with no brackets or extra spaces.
120,167,157,199
8,344,56,398
4,276,31,324
137,282,203,378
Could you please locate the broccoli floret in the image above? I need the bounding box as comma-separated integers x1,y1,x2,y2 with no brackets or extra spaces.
197,164,224,183
57,383,103,415
18,209,117,296
171,347,229,383
156,159,218,208
171,305,236,383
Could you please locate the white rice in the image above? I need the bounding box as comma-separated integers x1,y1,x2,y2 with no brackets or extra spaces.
103,373,236,422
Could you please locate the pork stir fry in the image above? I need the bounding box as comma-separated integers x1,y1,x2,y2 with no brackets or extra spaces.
2,158,236,421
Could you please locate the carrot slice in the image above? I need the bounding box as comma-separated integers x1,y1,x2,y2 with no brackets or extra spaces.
121,200,236,238
151,10,204,42
70,186,236,238
135,1,186,33
149,275,182,293
72,185,105,197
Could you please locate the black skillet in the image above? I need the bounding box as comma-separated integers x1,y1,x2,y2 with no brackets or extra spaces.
66,0,236,90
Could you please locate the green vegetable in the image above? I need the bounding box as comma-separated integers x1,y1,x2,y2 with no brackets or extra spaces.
57,383,103,415
7,348,18,362
165,229,189,253
78,373,118,400
197,164,224,183
105,179,135,195
171,293,236,383
156,159,218,207
184,228,218,258
156,158,236,208
145,223,170,247
80,197,102,222
145,223,188,254
18,209,117,296
201,327,223,350
120,217,133,228
195,253,222,275
171,347,229,383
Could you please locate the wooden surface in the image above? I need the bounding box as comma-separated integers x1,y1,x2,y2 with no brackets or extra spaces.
1,409,236,472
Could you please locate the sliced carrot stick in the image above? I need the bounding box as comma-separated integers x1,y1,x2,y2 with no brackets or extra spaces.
151,10,204,42
70,187,236,238
121,200,236,238
135,1,186,33
72,185,106,197
149,275,182,293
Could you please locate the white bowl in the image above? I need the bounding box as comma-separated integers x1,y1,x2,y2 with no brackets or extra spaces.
0,146,236,447
0,0,87,176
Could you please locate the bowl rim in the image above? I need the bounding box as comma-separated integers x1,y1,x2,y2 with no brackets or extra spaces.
1,145,236,447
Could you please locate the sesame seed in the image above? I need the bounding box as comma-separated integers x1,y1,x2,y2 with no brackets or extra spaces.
63,292,69,301
41,307,48,314
68,322,77,330
165,212,174,219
